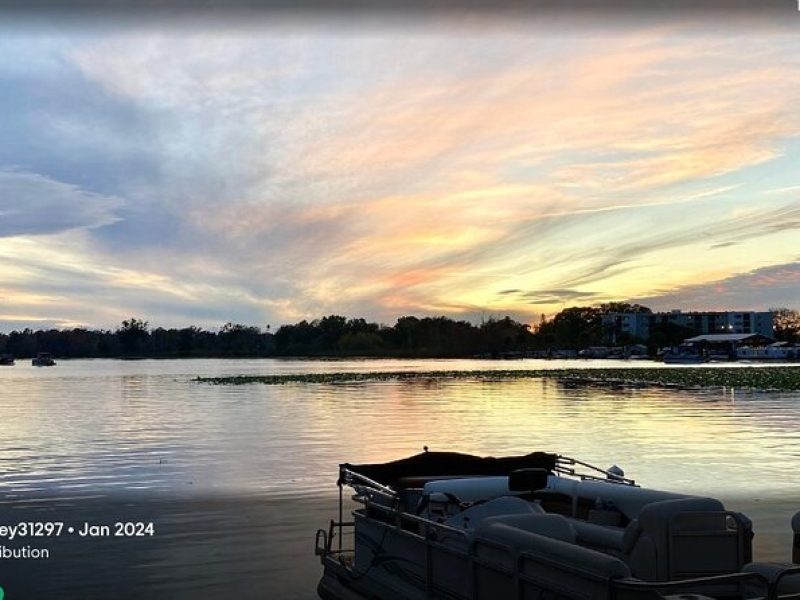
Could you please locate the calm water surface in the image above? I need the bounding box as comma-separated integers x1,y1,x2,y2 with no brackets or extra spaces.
0,358,798,598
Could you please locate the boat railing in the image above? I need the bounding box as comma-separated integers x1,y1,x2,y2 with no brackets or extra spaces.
556,455,637,485
320,466,469,557
611,572,770,600
341,466,473,538
315,480,470,565
341,468,398,500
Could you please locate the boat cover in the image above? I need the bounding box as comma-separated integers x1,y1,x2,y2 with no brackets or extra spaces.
341,451,557,489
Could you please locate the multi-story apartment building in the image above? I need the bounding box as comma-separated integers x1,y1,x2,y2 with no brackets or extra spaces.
602,310,774,343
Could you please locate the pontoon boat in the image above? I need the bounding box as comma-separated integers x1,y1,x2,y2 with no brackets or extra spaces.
31,352,56,366
315,450,800,600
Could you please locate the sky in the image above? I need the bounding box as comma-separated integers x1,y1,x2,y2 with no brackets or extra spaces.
0,9,799,331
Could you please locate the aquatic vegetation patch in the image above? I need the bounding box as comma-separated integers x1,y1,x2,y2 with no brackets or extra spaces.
197,366,800,391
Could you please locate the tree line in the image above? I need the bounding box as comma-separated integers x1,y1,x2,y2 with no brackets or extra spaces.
0,315,534,359
0,305,796,359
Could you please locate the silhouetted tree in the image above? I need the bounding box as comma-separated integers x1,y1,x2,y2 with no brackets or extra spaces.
117,318,150,355
772,308,800,343
597,302,652,314
648,322,694,353
479,316,532,354
537,306,603,350
338,331,384,353
218,323,267,356
7,329,37,357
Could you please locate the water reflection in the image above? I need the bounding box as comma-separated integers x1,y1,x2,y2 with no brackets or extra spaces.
0,358,797,589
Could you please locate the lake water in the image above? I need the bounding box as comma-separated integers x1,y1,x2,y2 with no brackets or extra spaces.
0,358,799,598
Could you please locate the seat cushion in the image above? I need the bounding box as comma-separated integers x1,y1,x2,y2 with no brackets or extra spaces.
444,496,542,529
571,520,626,551
478,512,577,543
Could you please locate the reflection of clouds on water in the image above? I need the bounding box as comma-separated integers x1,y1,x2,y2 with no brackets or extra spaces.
0,358,798,592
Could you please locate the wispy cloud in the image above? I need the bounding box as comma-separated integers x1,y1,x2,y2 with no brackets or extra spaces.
0,169,123,237
0,21,798,329
764,184,800,195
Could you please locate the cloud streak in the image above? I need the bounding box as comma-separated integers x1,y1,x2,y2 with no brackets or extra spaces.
0,20,798,328
0,169,123,237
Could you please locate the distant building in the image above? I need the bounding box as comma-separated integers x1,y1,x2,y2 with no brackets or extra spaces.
602,310,774,343
682,333,774,360
684,333,773,345
603,312,652,342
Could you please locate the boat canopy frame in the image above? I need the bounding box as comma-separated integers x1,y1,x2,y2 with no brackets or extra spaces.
339,451,636,492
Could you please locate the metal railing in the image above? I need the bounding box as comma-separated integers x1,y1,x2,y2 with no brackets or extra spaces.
611,572,770,600
556,456,637,485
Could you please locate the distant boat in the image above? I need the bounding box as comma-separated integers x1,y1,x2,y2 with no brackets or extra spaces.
661,344,708,364
31,352,56,367
663,354,706,364
662,351,707,364
0,354,14,366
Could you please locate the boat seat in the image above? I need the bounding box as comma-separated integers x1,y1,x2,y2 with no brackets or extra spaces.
479,512,576,543
531,489,578,517
742,562,800,598
621,496,751,582
471,522,631,600
546,477,691,521
570,520,626,553
423,476,517,503
443,496,544,530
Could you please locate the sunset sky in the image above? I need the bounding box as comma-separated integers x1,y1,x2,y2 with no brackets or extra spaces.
1,9,799,331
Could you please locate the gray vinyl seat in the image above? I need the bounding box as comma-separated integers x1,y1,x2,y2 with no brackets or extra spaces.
443,495,544,529
479,512,577,543
571,520,626,553
620,496,751,582
472,521,632,600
